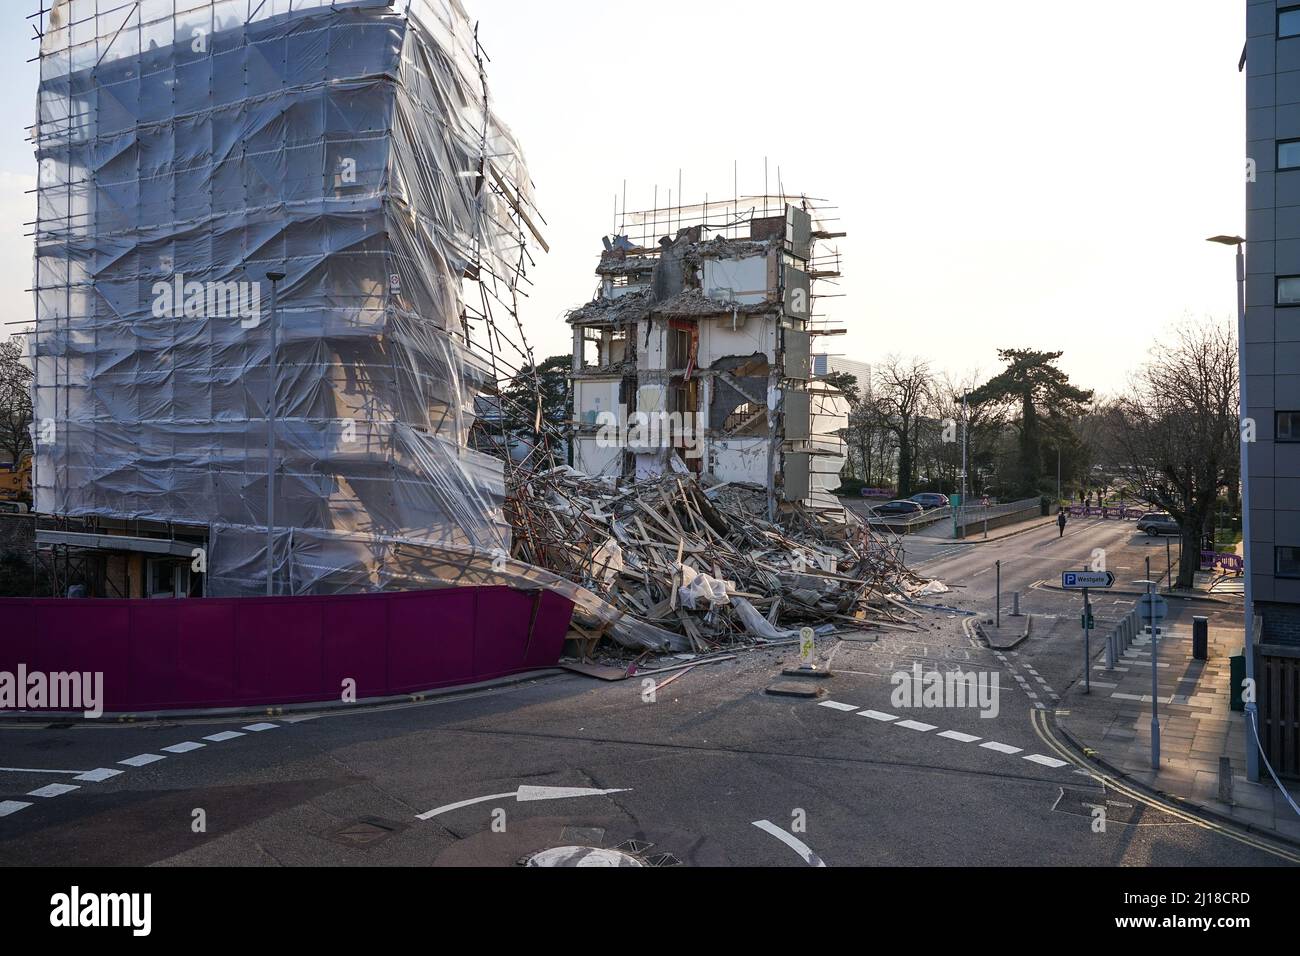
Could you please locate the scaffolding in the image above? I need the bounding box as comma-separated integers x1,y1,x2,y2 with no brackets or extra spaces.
29,0,555,597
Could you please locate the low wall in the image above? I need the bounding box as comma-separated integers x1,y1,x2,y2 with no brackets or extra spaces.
955,505,1044,539
0,586,574,714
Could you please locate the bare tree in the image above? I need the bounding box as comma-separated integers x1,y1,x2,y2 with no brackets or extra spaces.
1108,321,1239,588
0,336,33,465
871,356,933,498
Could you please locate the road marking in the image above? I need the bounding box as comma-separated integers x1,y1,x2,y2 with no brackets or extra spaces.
1029,708,1300,864
818,701,859,712
203,731,245,742
858,710,898,722
118,754,165,767
752,819,827,867
1023,754,1069,769
980,741,1022,755
937,730,981,743
0,800,32,817
27,783,78,798
75,768,122,782
0,766,87,776
161,741,205,754
242,723,279,732
416,785,631,821
895,720,937,732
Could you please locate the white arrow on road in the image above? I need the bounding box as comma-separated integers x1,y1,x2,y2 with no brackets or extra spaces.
416,785,630,821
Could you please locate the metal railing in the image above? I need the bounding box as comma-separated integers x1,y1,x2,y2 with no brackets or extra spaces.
864,496,1041,535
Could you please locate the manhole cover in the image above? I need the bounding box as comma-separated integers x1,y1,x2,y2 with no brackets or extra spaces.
327,818,405,847
524,846,645,867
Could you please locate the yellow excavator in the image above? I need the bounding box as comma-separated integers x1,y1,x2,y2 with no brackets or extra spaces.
0,453,32,505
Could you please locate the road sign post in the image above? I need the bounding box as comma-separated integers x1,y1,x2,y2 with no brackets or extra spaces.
1083,588,1091,693
1062,571,1114,695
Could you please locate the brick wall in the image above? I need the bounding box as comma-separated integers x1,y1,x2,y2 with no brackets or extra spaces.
1259,601,1300,647
0,514,34,563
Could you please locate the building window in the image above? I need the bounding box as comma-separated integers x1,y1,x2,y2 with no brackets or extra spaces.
1278,546,1300,579
1278,276,1300,306
1279,411,1300,441
146,559,190,599
1282,6,1300,39
1280,140,1300,170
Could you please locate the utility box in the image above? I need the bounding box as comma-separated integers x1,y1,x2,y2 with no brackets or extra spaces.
1192,616,1209,661
1230,654,1245,712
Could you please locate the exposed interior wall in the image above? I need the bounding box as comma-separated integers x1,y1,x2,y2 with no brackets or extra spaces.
702,255,771,305
708,437,768,484
699,314,777,366
574,378,621,424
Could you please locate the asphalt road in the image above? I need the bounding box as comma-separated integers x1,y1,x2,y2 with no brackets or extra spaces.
0,519,1292,867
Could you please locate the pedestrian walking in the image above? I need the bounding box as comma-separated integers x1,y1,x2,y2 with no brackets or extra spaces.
1057,509,1067,538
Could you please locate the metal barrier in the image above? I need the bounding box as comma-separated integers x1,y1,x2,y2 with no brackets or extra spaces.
1105,606,1142,670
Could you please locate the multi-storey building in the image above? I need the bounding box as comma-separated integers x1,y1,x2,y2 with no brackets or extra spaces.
1245,0,1300,775
566,198,848,511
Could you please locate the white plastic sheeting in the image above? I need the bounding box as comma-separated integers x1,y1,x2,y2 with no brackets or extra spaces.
33,0,541,596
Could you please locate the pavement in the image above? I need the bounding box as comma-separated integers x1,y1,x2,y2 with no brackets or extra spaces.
1057,612,1300,845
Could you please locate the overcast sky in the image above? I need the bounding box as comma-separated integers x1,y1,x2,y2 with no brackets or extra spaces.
0,0,1248,396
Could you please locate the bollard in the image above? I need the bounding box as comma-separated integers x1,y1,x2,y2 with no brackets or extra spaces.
1106,627,1116,670
1012,591,1020,617
1192,616,1209,662
1218,756,1234,804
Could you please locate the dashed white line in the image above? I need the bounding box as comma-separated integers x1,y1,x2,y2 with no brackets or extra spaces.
203,731,245,742
818,701,859,712
118,754,165,767
161,741,205,754
75,768,123,782
937,730,982,743
27,783,78,798
1023,754,1069,769
0,800,32,817
895,720,938,732
980,741,1022,755
858,710,898,722
242,723,279,732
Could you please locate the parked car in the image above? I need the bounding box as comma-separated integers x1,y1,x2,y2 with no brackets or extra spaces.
873,499,925,518
1136,512,1180,536
909,493,950,510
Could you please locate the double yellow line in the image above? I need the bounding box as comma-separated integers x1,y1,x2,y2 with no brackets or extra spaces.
1030,708,1300,864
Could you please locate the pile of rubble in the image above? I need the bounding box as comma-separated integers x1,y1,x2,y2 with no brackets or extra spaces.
507,468,941,654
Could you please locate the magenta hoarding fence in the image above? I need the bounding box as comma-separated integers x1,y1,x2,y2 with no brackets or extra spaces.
0,586,574,715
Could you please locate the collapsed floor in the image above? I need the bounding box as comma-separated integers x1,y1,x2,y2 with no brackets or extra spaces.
507,469,947,656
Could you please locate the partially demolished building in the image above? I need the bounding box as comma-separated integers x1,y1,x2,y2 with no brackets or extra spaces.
30,0,546,598
567,197,849,512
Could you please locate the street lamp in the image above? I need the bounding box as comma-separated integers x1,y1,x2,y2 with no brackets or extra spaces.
1135,578,1160,770
265,271,286,598
1206,235,1258,783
